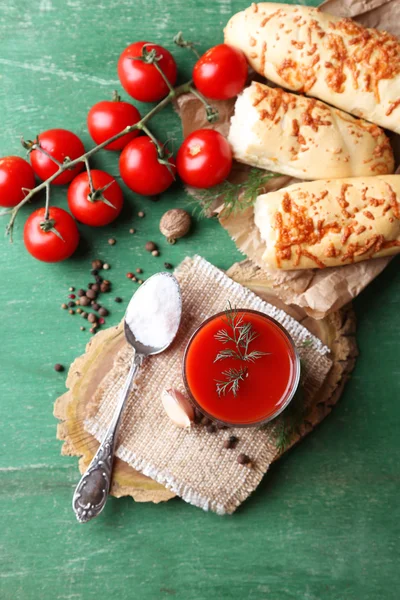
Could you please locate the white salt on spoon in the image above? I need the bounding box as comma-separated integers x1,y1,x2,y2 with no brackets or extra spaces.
125,272,182,350
72,272,182,524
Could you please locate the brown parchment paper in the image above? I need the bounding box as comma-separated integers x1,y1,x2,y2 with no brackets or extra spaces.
176,0,400,319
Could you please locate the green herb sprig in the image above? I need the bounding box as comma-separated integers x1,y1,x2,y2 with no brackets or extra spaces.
215,367,248,397
214,304,270,397
194,168,281,218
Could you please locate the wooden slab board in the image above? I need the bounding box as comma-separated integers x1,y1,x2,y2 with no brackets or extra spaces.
54,260,358,503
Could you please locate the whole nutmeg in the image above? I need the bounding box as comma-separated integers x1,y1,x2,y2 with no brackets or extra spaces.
159,209,191,244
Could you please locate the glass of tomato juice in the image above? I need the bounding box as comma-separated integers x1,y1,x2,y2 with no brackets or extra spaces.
183,309,301,427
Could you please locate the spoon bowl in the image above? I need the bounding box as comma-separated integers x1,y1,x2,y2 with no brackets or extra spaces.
124,271,182,355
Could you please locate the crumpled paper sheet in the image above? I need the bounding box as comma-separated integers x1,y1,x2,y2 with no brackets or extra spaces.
176,0,399,319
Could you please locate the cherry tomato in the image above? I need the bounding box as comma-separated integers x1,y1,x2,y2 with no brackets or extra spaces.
0,156,36,208
119,136,176,196
87,96,141,151
24,206,79,262
29,129,85,185
68,170,123,227
176,129,232,188
118,41,177,103
193,44,248,100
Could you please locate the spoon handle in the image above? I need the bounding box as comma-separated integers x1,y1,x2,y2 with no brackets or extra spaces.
72,351,144,523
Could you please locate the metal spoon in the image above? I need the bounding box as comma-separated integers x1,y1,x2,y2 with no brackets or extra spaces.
72,272,182,523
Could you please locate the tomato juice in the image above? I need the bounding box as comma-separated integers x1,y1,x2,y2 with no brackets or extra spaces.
183,310,300,426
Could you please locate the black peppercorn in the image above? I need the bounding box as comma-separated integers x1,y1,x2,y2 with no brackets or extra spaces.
145,241,157,252
91,269,98,276
114,297,122,303
95,275,103,283
92,259,103,270
223,435,239,450
92,303,101,311
78,288,86,297
54,364,64,372
164,262,173,269
237,453,251,466
79,296,90,307
193,409,203,424
68,301,75,308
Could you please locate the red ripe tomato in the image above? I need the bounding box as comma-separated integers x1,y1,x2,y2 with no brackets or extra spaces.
30,129,85,185
176,129,232,188
24,206,79,262
119,136,176,196
0,156,36,208
193,44,248,100
118,41,177,103
87,96,141,151
68,170,123,227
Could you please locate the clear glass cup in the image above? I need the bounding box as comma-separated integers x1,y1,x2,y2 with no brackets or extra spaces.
182,309,301,428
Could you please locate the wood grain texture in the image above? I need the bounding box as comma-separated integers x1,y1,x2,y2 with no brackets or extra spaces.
0,1,399,599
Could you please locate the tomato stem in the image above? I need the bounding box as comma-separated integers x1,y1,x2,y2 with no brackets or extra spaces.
173,32,201,58
152,59,175,94
83,157,95,194
44,182,51,220
189,86,219,123
33,143,64,168
112,90,121,102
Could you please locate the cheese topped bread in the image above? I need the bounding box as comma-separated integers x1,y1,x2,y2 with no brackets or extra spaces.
228,82,394,180
224,3,400,134
254,175,400,269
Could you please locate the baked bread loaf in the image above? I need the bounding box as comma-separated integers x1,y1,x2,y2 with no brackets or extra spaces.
224,3,400,134
254,175,400,269
228,82,394,180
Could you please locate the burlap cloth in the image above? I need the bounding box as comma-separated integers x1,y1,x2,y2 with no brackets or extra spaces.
84,256,332,514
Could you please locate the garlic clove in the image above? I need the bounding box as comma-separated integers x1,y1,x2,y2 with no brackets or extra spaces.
161,388,194,429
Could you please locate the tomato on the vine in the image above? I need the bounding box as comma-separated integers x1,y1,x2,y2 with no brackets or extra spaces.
118,41,177,103
68,170,123,227
119,136,176,196
193,44,248,100
0,156,36,208
24,206,79,262
176,129,232,188
87,95,141,151
29,129,85,185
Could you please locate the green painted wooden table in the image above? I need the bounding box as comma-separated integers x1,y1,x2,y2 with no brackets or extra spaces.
1,1,399,598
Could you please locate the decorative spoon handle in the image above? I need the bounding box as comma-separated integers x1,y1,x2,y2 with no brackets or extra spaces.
72,352,143,523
